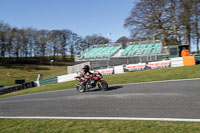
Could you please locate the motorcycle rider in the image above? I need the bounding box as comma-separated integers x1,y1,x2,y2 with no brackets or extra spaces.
81,65,94,89
81,65,93,76
75,65,108,92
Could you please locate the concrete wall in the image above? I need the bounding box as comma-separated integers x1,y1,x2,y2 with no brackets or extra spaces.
68,62,90,74
90,54,168,69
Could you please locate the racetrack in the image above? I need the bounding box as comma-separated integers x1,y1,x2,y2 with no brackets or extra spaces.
0,79,200,120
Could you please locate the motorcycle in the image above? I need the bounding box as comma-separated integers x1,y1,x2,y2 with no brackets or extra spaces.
75,71,108,93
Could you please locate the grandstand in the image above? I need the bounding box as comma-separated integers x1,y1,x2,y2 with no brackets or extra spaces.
79,46,121,59
77,43,163,60
75,41,169,69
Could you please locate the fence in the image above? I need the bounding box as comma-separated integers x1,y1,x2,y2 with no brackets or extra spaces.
195,55,200,64
0,81,36,95
39,77,58,86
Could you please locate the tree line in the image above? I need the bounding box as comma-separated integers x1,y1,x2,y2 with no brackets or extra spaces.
0,21,110,60
124,0,200,52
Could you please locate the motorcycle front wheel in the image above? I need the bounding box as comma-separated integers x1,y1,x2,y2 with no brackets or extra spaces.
98,81,108,91
76,84,85,93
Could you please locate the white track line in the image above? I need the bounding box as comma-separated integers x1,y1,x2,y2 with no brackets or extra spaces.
0,116,200,122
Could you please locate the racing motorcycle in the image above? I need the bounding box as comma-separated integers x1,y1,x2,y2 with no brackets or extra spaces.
75,71,108,93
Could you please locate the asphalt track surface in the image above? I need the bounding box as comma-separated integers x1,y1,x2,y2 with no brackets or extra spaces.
0,79,200,120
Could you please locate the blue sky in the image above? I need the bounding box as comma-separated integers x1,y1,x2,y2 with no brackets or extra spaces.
0,0,136,42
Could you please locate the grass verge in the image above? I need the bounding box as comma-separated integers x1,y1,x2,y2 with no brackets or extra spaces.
0,65,68,86
0,119,200,133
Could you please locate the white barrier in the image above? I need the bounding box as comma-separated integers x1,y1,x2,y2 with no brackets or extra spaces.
125,63,146,72
50,60,175,84
114,65,124,74
57,68,113,84
57,73,77,83
170,57,183,67
147,60,171,69
97,68,114,75
34,81,40,87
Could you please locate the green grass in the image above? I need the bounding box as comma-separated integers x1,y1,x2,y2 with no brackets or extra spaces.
0,119,200,133
103,65,200,84
0,65,68,86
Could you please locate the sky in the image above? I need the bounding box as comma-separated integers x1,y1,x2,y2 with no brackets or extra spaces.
0,0,136,42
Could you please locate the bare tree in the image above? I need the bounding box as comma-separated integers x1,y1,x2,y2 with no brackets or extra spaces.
26,28,36,57
20,29,29,57
13,27,21,58
124,0,174,45
60,29,72,60
0,21,10,57
84,34,109,46
179,0,193,47
48,30,61,60
69,33,82,59
40,30,48,59
124,0,199,48
191,0,200,53
6,28,14,57
116,36,129,48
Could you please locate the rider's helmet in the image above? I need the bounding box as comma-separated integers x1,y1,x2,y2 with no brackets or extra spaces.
82,65,90,73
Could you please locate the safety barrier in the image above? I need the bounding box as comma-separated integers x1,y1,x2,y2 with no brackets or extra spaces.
97,68,114,75
125,63,146,72
170,57,183,67
114,65,124,74
147,60,171,69
39,77,58,86
183,56,195,66
57,73,76,83
195,55,200,64
0,81,36,95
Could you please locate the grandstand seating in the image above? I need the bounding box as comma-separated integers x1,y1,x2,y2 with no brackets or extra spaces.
78,43,162,60
121,45,140,56
143,44,153,55
80,46,121,59
121,43,161,56
152,43,161,54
